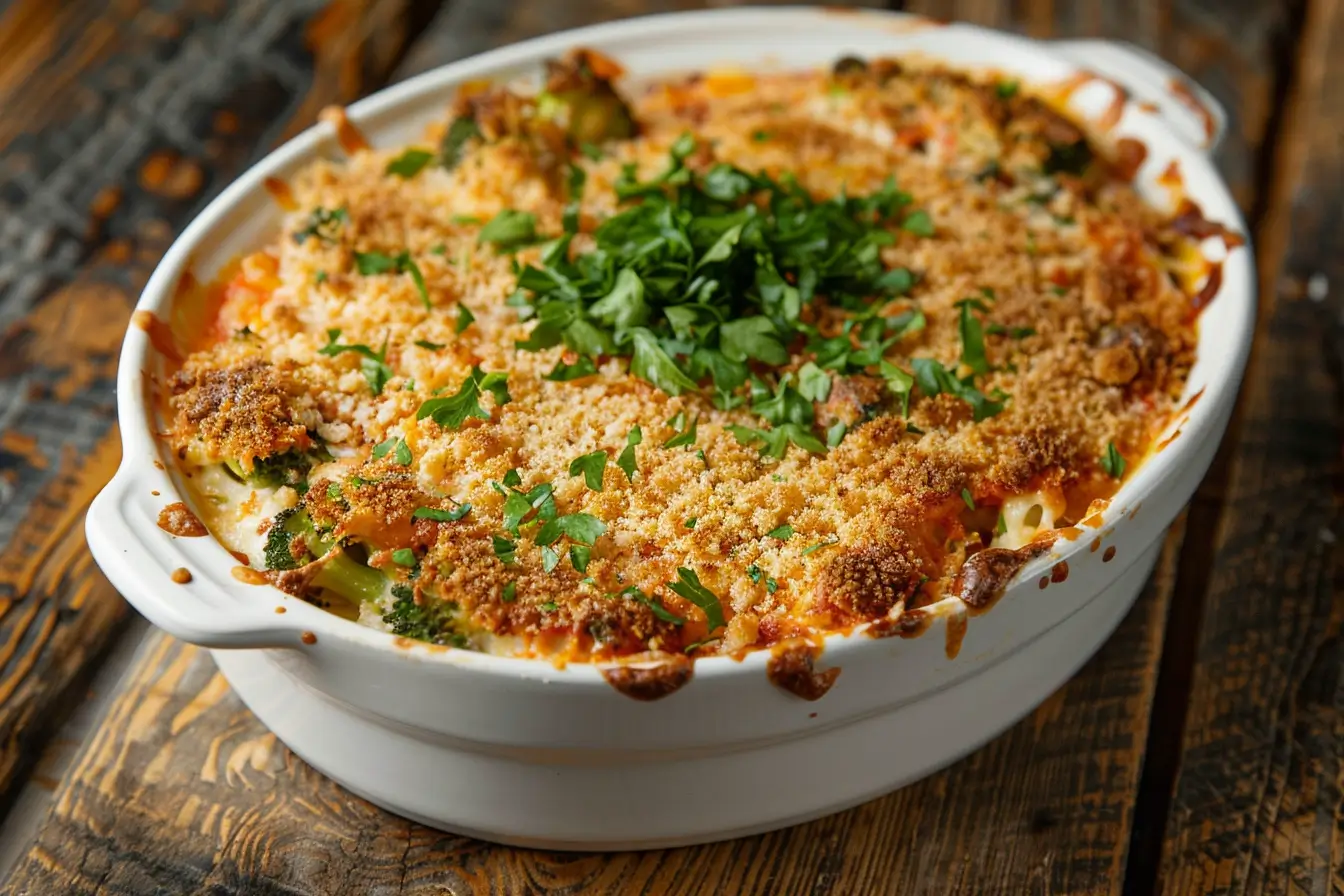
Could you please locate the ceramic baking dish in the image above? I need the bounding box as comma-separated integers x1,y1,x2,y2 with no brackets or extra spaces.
86,7,1254,849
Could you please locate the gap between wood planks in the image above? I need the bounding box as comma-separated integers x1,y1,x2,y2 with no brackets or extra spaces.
1120,0,1314,891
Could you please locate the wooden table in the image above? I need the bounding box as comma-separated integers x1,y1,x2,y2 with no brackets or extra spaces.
0,1,1338,893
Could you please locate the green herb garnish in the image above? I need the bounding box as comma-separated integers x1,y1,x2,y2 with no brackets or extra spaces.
1101,442,1127,479
385,148,434,179
617,425,642,481
413,504,471,522
568,451,608,491
416,368,511,429
318,328,393,396
666,567,726,632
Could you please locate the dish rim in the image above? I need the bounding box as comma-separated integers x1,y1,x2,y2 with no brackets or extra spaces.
92,5,1256,686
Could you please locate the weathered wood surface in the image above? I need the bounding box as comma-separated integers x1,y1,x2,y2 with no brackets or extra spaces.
0,0,1334,893
1,531,1182,896
1158,0,1344,891
0,0,429,815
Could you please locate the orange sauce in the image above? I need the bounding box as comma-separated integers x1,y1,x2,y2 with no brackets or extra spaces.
232,565,269,585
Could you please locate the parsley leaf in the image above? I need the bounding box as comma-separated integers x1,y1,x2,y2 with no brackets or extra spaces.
416,367,511,429
617,425,642,481
413,504,471,522
385,148,434,178
440,116,481,170
1101,442,1127,479
568,451,608,491
544,357,599,381
667,567,726,632
455,304,476,334
996,80,1020,99
535,513,606,547
392,548,417,567
961,488,976,510
766,524,794,540
492,534,518,564
318,329,393,396
902,209,935,237
622,586,685,625
956,298,992,375
353,250,431,310
372,436,412,465
414,339,445,350
662,414,698,449
292,206,347,244
797,362,831,403
479,209,538,250
502,581,517,602
630,329,697,395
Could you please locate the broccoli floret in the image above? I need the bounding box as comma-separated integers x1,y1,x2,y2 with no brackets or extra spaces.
224,446,333,492
313,552,388,604
383,584,468,647
263,507,310,571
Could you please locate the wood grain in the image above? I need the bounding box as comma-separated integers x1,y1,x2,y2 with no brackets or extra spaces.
0,0,424,816
1,528,1184,896
0,0,1321,893
1158,0,1344,891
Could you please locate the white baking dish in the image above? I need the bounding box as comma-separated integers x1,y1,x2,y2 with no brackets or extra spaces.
86,7,1253,849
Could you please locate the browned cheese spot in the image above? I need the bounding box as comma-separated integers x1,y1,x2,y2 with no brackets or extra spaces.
766,639,841,701
600,652,694,701
157,501,206,537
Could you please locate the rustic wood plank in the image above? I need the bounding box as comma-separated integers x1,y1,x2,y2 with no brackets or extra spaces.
1158,0,1344,891
0,0,428,818
0,0,1293,893
0,529,1183,896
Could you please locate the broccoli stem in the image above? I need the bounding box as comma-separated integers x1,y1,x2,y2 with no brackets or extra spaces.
314,551,388,604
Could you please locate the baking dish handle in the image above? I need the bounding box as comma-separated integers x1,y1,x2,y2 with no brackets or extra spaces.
1049,39,1226,154
87,471,303,649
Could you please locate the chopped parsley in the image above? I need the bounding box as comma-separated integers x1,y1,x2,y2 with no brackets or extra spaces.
507,138,932,451
987,323,1037,339
372,436,412,465
617,425,642,481
544,357,599,381
995,512,1008,537
666,567,726,632
391,548,417,567
684,517,697,529
352,250,431,310
416,368,511,429
996,80,1020,99
440,116,482,170
910,357,1006,422
766,524,794,541
317,328,393,396
569,545,592,573
955,298,992,375
901,209,935,237
414,339,445,350
455,304,476,334
800,539,838,557
292,206,347,244
492,534,518,564
478,209,538,250
662,413,698,449
535,513,606,548
961,488,976,510
501,581,517,602
568,451,608,491
1101,442,1127,479
385,147,434,178
540,601,559,613
412,504,471,522
622,586,684,625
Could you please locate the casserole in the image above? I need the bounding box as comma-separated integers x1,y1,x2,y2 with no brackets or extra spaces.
87,7,1252,849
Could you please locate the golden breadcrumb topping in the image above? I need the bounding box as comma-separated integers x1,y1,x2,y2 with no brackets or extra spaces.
164,52,1217,664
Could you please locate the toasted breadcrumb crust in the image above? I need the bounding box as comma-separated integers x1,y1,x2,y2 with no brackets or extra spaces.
167,58,1212,662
